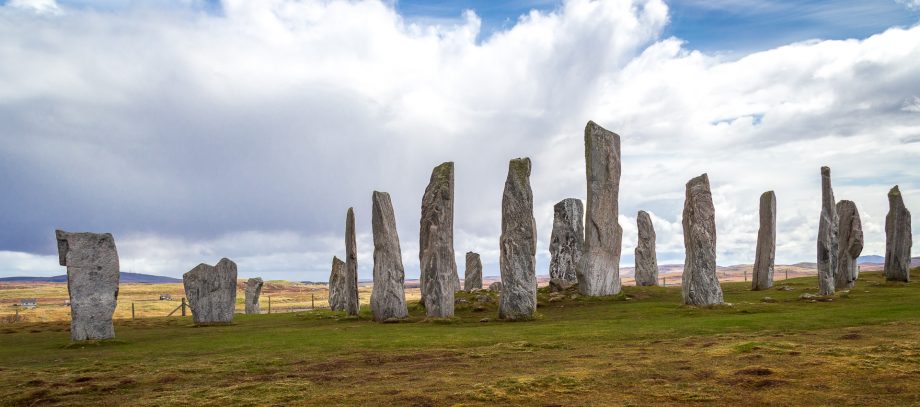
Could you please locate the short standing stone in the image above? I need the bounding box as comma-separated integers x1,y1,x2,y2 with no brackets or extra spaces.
56,230,119,341
578,121,623,296
836,200,864,289
344,207,360,316
370,191,409,322
752,191,776,291
465,252,483,291
681,174,724,305
419,162,457,317
328,256,345,311
183,258,237,325
499,158,537,320
634,210,659,286
489,281,503,292
817,166,839,295
245,277,263,314
885,185,912,282
549,198,584,284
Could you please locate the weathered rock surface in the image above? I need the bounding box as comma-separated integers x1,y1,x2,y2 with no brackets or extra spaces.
344,207,360,316
245,277,263,314
419,162,456,318
885,185,912,282
489,281,503,292
56,230,119,341
578,121,623,296
499,158,537,320
681,174,724,305
752,191,776,291
817,166,839,295
328,256,345,311
634,210,659,286
836,200,864,289
549,198,584,284
183,258,237,325
370,191,409,322
549,278,574,292
465,252,483,291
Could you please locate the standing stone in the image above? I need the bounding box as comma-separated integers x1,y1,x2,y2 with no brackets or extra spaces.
344,207,360,316
488,281,503,292
578,121,623,296
836,200,864,289
328,256,345,311
183,258,237,325
885,185,912,282
817,166,839,295
549,198,584,285
370,191,409,322
499,158,537,320
681,174,724,305
752,191,777,291
245,277,264,314
56,230,119,341
419,162,456,317
465,252,483,291
634,210,659,286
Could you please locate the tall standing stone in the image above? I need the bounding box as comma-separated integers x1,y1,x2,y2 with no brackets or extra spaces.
56,230,119,341
465,252,483,291
836,200,864,289
419,162,456,317
634,210,659,286
549,198,584,285
578,121,623,296
752,191,776,291
370,191,409,322
344,207,360,316
499,158,537,320
328,256,345,311
885,185,912,282
817,166,839,295
681,174,723,305
245,277,264,314
183,258,237,325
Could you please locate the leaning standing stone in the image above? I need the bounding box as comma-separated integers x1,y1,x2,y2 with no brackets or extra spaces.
634,210,659,286
549,198,584,285
183,258,237,325
817,166,839,295
56,230,119,341
328,256,345,311
578,121,623,296
245,277,263,314
344,207,360,316
419,162,456,317
681,174,724,305
752,191,776,291
370,191,409,322
836,200,863,289
465,252,483,291
498,158,537,320
885,185,912,282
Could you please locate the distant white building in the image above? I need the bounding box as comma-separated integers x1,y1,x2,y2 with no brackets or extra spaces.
159,294,172,300
19,299,37,308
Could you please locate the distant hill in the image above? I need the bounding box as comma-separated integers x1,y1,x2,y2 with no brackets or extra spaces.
0,272,181,284
858,255,885,264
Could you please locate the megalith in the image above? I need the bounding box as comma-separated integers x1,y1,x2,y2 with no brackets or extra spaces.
817,166,839,295
885,185,912,282
752,191,776,291
634,210,659,286
344,207,360,316
419,162,456,317
56,230,119,341
328,256,345,311
836,200,864,289
578,121,623,296
465,252,483,291
549,198,584,285
498,158,537,320
489,281,503,292
681,174,724,305
370,191,409,322
245,277,263,314
183,258,237,325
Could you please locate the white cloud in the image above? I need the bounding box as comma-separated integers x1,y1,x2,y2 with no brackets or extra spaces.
898,0,920,10
6,0,60,14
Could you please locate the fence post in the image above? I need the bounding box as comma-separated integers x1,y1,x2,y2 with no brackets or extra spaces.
311,294,315,310
132,303,135,320
181,297,187,316
785,268,788,281
268,296,271,314
744,270,747,282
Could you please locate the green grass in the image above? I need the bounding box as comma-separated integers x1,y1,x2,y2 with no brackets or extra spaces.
1,269,919,406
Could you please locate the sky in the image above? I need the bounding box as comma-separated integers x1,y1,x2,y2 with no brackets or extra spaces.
0,0,919,281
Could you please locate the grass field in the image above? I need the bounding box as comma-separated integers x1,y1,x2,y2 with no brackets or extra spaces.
0,269,918,406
